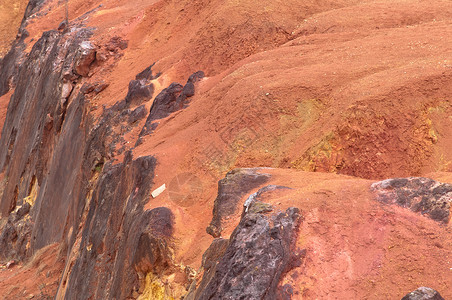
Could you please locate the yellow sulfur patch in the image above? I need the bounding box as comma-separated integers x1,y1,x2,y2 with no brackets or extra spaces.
23,176,38,206
138,273,174,300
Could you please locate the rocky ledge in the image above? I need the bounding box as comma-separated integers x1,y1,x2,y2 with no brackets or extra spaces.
371,177,452,223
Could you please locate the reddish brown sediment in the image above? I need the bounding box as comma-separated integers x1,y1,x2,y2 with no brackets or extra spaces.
0,0,451,298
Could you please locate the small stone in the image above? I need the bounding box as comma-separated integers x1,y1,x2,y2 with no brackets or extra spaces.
57,20,68,31
6,260,15,268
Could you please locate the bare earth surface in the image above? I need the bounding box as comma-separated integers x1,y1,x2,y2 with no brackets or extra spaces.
0,0,451,298
0,0,28,57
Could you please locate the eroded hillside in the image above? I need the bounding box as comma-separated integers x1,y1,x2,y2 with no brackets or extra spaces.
0,0,451,299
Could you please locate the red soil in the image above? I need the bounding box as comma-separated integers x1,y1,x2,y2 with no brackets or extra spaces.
0,0,28,57
1,0,452,298
0,243,64,299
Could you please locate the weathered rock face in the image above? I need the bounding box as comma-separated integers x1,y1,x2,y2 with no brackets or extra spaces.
206,168,271,238
371,177,452,223
73,41,96,77
184,169,303,299
3,0,451,298
124,63,159,107
139,71,204,137
401,287,445,300
189,202,304,300
0,8,182,299
0,202,32,261
0,27,95,260
57,154,174,300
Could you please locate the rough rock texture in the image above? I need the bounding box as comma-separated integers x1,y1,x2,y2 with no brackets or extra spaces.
401,287,445,300
0,16,176,299
191,204,304,300
139,70,204,137
132,207,175,276
206,168,271,237
57,154,175,300
371,178,452,223
0,202,32,261
185,238,230,300
73,41,96,77
124,63,159,106
1,0,452,298
0,28,95,257
124,79,154,106
0,37,26,96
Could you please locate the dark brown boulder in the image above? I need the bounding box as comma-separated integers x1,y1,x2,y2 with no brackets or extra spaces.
191,205,304,300
124,64,160,106
73,41,96,77
371,177,452,223
124,79,154,106
139,71,204,137
132,207,175,276
401,287,444,300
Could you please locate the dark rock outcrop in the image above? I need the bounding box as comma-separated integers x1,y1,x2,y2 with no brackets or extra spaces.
73,41,96,77
0,28,95,257
401,287,445,300
124,79,154,106
132,207,175,276
139,70,204,137
189,203,304,300
206,168,271,237
371,177,452,223
57,154,175,300
124,63,159,106
0,17,177,300
148,82,183,120
185,238,230,300
0,200,32,261
0,38,26,96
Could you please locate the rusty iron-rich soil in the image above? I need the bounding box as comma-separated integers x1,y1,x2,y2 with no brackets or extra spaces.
0,0,451,299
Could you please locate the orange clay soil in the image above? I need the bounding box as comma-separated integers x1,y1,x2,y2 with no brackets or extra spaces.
0,243,65,299
0,0,452,298
0,0,28,57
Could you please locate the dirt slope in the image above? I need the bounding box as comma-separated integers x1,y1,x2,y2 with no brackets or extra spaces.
0,0,28,57
0,0,451,298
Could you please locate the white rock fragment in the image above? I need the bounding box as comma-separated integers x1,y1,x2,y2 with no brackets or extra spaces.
151,184,166,198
